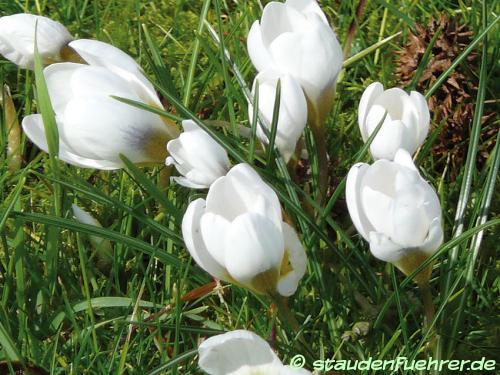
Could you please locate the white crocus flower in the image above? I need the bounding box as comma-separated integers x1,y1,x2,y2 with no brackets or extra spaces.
182,163,307,297
198,330,311,375
166,120,230,189
358,82,430,160
346,149,443,283
22,61,179,169
247,0,343,123
0,13,73,69
248,70,307,162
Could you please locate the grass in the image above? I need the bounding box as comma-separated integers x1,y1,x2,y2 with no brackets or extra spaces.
0,0,499,374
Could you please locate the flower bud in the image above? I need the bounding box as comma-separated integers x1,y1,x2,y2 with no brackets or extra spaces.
182,163,307,296
249,70,307,162
0,13,72,69
358,82,430,160
346,149,443,284
166,120,230,189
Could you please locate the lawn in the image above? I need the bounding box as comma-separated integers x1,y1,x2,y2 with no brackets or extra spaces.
0,0,498,374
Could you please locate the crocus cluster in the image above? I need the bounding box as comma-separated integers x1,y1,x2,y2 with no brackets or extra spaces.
0,1,446,373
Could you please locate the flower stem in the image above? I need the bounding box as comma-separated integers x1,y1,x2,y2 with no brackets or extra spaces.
271,294,315,359
419,280,438,370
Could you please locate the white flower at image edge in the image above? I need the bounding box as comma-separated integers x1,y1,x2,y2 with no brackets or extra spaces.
249,70,307,162
198,330,311,375
182,163,307,297
0,13,73,69
166,120,230,189
22,58,179,169
346,149,443,277
358,82,430,160
247,0,343,116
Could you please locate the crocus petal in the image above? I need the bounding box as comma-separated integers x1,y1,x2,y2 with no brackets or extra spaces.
224,213,284,286
22,114,121,169
44,62,80,114
345,163,374,240
287,0,329,24
277,223,307,297
68,39,157,101
410,91,430,146
71,204,102,227
247,21,273,72
393,148,418,172
250,70,307,161
206,164,282,226
358,81,383,140
368,232,404,263
390,190,429,247
200,212,231,267
419,217,444,255
198,330,282,375
0,13,72,69
269,14,342,104
260,2,306,46
362,185,394,236
368,119,406,160
61,95,166,164
181,199,228,281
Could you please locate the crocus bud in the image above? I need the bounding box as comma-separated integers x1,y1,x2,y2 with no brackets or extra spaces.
166,120,230,189
248,70,307,162
358,82,430,160
0,13,72,69
346,149,443,284
21,62,179,169
247,0,343,124
198,330,311,374
182,163,307,297
71,204,112,266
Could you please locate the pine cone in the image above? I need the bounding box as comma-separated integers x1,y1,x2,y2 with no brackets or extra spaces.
397,15,496,179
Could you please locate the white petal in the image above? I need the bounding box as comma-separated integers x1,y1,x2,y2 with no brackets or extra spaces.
178,130,230,182
368,119,406,160
345,163,374,241
394,148,418,172
0,13,72,69
22,114,121,169
372,87,408,119
43,62,81,114
206,164,282,226
71,204,102,227
419,217,443,255
198,330,282,374
286,0,329,24
250,71,307,161
368,232,404,263
269,14,342,105
277,223,307,297
60,94,166,164
224,213,284,286
260,2,306,46
410,91,430,147
358,82,383,141
181,199,228,280
390,189,430,247
362,185,394,236
247,21,273,72
200,212,231,267
68,39,158,102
